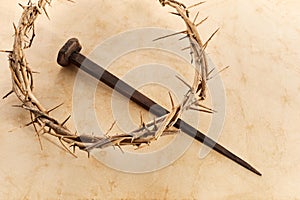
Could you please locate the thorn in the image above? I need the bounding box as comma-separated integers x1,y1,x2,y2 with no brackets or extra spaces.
0,50,13,54
179,35,189,41
170,12,181,16
36,124,46,135
153,30,187,42
59,137,77,158
2,90,13,99
168,92,175,109
189,107,213,114
26,25,35,48
61,115,71,126
12,104,23,108
207,68,215,77
190,50,194,64
181,46,191,51
28,112,43,150
43,7,50,20
105,121,116,136
140,111,144,128
194,102,217,113
117,145,125,154
208,66,230,80
200,28,220,53
72,144,76,153
46,0,52,6
193,11,200,24
196,16,209,27
187,1,206,10
24,33,29,39
186,10,190,18
206,28,220,43
25,120,36,127
13,23,17,34
175,75,192,90
131,135,136,143
47,102,64,113
36,127,44,151
18,3,25,9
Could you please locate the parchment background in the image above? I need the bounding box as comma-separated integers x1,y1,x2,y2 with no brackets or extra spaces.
0,0,299,199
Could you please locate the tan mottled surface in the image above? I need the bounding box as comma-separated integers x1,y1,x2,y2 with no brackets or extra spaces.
1,0,300,199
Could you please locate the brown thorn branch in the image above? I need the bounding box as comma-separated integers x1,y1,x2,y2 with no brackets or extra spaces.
5,0,222,160
196,16,209,27
187,1,206,10
193,11,200,24
153,30,187,41
2,90,14,99
207,66,230,80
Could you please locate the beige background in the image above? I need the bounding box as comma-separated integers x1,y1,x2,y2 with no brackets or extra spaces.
1,0,300,199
